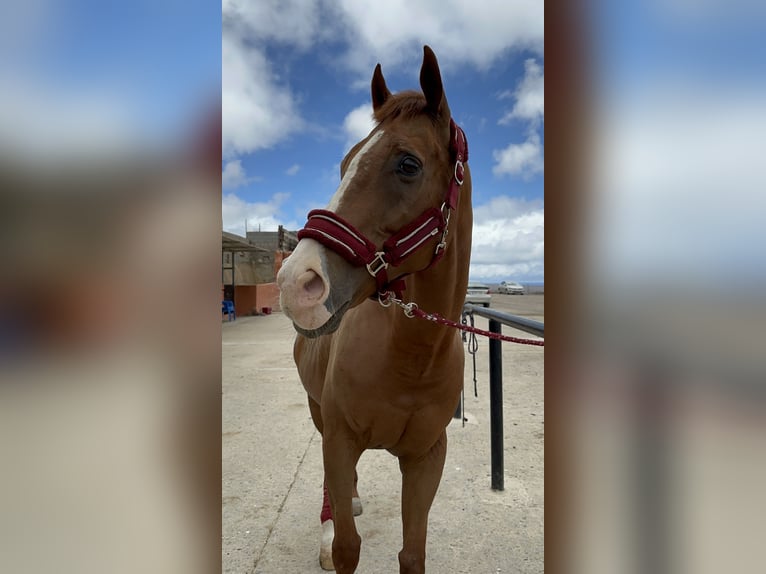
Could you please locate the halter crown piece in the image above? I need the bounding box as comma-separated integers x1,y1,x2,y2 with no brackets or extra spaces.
297,119,468,301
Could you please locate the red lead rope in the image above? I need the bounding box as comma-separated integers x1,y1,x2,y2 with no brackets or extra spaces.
382,295,544,347
413,307,545,346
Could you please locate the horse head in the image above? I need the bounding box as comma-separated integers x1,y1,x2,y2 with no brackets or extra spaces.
277,46,468,338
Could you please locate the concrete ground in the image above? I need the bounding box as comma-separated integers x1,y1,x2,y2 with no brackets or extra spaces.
223,295,544,574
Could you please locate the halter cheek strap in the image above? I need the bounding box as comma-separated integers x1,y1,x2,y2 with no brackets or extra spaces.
297,119,468,299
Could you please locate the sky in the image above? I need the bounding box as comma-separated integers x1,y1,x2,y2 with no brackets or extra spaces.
222,0,544,283
0,1,220,159
586,0,766,288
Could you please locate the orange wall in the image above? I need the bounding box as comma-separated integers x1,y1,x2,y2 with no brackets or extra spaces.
255,283,281,312
232,283,281,317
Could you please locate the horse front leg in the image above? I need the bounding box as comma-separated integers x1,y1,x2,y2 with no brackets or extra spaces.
319,467,363,569
322,431,363,573
397,430,447,574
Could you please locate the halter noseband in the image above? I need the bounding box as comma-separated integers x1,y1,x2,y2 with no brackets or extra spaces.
297,119,468,300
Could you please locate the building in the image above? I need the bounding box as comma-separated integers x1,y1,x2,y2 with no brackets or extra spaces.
221,226,298,317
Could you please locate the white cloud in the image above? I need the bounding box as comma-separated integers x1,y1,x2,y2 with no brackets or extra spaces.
221,0,544,158
222,160,254,189
493,58,544,180
342,103,376,151
469,196,544,281
222,191,299,236
499,58,544,126
329,0,544,77
285,163,301,176
0,82,153,162
592,86,766,285
222,34,304,157
223,0,324,49
492,131,544,178
222,1,329,158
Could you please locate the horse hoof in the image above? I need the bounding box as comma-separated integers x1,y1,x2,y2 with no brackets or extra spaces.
319,519,335,571
352,496,363,516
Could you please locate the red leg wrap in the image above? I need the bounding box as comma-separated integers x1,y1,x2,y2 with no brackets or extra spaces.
320,484,333,523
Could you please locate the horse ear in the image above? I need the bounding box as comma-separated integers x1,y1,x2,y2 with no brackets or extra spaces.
420,45,449,119
371,63,391,112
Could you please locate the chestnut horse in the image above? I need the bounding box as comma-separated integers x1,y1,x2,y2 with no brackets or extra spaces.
277,46,471,573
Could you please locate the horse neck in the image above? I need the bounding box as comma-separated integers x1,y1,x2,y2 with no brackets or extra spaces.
392,186,473,342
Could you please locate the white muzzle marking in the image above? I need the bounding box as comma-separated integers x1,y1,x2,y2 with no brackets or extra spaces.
276,238,332,330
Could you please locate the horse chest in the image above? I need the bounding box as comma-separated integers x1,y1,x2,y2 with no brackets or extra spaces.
328,340,456,401
337,395,450,454
324,350,461,452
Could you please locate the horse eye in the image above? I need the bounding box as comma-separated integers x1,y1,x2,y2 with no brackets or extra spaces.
397,156,421,177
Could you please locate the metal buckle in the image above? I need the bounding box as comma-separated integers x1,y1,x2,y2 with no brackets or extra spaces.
453,160,464,186
434,203,451,255
366,252,389,277
378,291,393,307
403,302,418,318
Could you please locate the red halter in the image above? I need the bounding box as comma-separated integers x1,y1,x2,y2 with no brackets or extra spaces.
297,119,468,299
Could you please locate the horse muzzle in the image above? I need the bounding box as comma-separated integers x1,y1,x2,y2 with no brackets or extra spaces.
277,238,362,337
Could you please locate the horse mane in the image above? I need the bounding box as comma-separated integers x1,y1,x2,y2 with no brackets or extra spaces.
373,91,433,124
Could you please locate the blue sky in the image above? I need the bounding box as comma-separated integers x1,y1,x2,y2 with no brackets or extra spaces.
222,0,544,283
0,1,220,160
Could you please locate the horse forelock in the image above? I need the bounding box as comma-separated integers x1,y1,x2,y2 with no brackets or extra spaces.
373,91,435,124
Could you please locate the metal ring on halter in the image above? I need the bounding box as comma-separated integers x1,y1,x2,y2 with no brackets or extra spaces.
434,233,448,255
403,302,418,318
378,291,393,307
434,202,451,255
454,160,464,186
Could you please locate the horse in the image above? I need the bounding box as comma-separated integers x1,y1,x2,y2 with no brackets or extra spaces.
277,45,472,574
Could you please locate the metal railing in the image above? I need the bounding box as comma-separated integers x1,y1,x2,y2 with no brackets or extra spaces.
461,303,544,491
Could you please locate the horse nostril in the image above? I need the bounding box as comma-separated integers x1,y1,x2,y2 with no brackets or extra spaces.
301,271,325,301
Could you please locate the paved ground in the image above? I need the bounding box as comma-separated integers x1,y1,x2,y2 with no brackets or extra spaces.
223,294,544,573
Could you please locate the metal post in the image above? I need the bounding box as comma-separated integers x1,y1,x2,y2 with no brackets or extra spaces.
489,319,504,491
453,394,463,419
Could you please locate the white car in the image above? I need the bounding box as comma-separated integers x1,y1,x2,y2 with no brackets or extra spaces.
498,281,525,295
465,282,491,307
